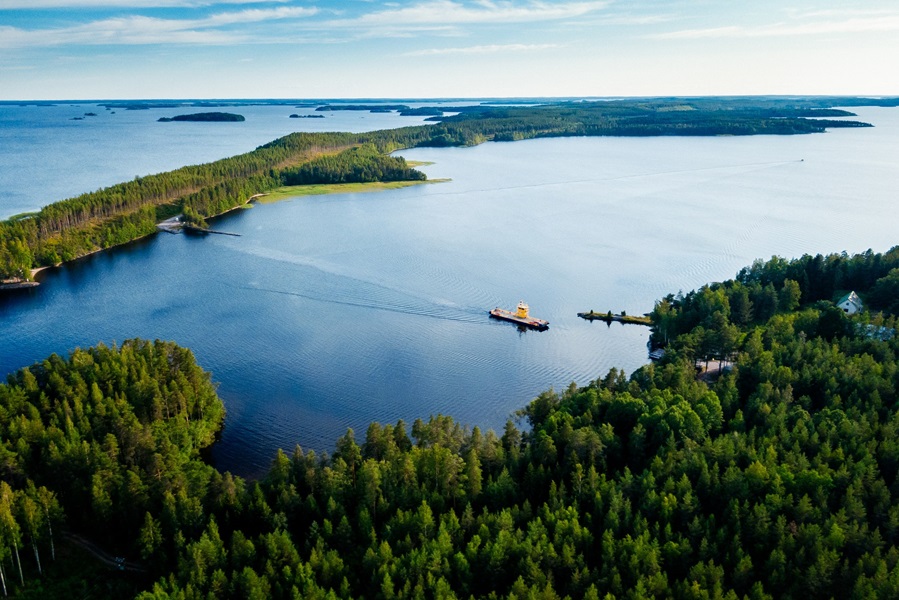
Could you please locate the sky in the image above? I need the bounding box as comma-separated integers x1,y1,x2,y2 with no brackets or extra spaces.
1,0,898,100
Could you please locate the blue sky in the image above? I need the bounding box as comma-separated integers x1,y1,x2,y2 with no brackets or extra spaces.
1,0,898,99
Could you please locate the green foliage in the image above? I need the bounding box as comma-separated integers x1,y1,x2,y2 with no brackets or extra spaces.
0,338,224,595
157,112,245,122
5,245,899,596
650,247,899,359
0,235,33,281
180,206,208,230
281,145,426,186
869,268,899,315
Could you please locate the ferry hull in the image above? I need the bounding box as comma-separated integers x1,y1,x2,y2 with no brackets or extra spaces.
489,308,549,330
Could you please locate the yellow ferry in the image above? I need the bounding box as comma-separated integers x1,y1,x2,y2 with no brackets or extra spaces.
489,301,549,330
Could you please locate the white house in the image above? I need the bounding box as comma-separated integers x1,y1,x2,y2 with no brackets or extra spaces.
837,291,863,314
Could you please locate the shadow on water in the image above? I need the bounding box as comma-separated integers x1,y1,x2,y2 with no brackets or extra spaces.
2,234,160,312
0,284,41,311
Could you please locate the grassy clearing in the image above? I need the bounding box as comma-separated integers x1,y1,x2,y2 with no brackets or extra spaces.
406,160,435,167
257,179,449,203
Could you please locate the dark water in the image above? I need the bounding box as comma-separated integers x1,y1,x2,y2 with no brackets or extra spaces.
2,106,898,477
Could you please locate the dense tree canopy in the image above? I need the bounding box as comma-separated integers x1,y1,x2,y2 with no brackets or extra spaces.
2,246,899,598
281,145,425,186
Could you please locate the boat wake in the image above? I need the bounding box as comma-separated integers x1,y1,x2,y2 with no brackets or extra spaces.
221,243,492,324
236,282,486,325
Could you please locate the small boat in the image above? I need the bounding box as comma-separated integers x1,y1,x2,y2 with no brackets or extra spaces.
489,301,549,330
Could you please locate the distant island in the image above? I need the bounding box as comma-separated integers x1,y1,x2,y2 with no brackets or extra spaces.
290,113,325,119
313,104,443,116
315,104,420,113
158,112,245,122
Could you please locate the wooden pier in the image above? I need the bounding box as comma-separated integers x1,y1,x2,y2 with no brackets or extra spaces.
183,225,241,237
156,216,240,236
577,311,652,326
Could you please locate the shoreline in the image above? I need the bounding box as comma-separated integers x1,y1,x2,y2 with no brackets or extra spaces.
0,279,40,291
1,265,53,291
4,178,445,292
259,178,447,203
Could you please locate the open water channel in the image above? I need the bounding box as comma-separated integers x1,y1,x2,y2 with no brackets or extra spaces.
1,103,898,477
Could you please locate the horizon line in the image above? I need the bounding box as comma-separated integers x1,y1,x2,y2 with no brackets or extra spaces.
3,93,898,104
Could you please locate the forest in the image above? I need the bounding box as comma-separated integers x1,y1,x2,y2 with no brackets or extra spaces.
157,113,245,123
281,145,426,186
1,96,890,283
1,246,898,598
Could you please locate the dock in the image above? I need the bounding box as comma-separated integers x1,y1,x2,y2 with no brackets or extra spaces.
183,225,241,237
156,215,183,233
578,311,652,326
156,216,240,236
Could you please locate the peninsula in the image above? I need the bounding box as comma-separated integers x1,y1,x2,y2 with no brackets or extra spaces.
2,96,896,286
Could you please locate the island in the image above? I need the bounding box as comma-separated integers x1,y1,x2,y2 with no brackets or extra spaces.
399,107,445,116
315,103,410,112
157,111,245,122
290,113,325,118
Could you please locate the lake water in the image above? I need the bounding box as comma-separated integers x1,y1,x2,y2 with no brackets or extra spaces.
2,105,898,477
0,101,436,218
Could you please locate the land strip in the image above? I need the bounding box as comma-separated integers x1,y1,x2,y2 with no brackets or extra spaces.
2,96,895,285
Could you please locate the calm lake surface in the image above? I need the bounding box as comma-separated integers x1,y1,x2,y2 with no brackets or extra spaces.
2,105,898,477
0,101,436,218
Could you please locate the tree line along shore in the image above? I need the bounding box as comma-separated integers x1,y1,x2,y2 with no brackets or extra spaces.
2,96,894,286
0,247,898,598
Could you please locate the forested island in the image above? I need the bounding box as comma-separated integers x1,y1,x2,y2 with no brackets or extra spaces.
1,246,898,598
315,104,410,113
1,96,896,285
157,112,245,123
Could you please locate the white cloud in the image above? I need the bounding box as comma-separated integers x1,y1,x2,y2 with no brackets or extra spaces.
405,42,558,56
654,14,899,40
199,6,316,26
0,1,613,49
788,8,898,20
328,0,610,28
0,0,285,7
0,6,317,48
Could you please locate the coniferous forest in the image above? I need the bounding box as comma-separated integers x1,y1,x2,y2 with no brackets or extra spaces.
1,247,899,598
